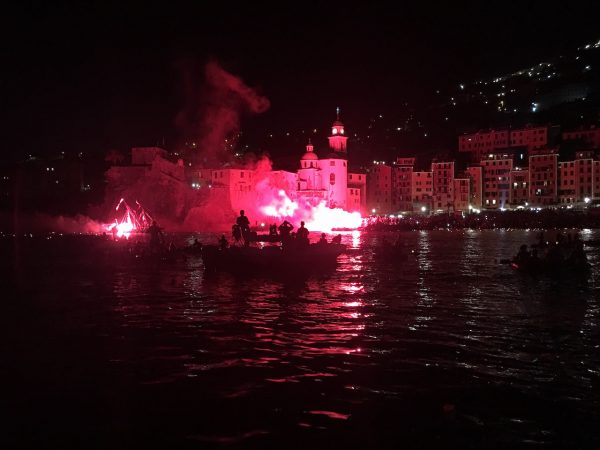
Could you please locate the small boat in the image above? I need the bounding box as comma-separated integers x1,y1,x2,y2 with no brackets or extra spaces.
201,243,346,274
510,259,592,278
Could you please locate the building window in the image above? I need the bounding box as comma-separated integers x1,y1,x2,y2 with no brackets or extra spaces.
330,161,335,166
330,173,335,185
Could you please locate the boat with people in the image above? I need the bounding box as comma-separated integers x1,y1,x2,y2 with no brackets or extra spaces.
201,242,346,273
508,231,592,279
203,212,346,274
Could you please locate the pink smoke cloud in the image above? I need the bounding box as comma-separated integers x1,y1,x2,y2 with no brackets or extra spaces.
176,60,270,165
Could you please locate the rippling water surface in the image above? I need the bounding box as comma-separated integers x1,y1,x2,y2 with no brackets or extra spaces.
3,230,600,449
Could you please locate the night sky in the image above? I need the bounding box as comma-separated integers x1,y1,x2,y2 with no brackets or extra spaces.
3,1,600,162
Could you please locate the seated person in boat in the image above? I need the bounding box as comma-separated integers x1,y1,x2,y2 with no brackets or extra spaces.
219,234,229,250
232,224,242,244
269,223,278,236
331,234,342,245
514,244,530,265
278,220,294,241
297,221,310,246
318,233,328,245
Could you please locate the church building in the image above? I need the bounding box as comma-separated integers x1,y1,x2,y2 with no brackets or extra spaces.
297,110,365,213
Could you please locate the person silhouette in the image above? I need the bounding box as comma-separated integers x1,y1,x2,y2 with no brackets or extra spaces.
236,210,251,246
278,220,294,241
297,221,309,246
218,234,228,250
147,220,164,253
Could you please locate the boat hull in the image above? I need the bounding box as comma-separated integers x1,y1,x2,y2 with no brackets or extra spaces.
201,244,346,274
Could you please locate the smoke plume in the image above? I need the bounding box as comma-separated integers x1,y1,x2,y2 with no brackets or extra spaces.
176,60,270,165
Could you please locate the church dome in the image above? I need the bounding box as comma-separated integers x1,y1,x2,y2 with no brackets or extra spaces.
302,151,319,160
301,140,318,161
332,120,344,127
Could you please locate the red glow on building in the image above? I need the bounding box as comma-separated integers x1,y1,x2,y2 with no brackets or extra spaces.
327,107,348,152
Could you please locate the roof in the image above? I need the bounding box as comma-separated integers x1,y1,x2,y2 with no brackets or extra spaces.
301,151,319,160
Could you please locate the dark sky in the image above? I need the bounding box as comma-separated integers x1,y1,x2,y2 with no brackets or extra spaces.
2,1,600,161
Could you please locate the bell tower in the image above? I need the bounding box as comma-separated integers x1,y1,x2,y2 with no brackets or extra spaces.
327,107,348,154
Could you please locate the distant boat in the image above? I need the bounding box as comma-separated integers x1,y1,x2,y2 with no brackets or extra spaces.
510,259,591,279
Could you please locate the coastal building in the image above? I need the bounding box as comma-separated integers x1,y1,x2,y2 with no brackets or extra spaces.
562,125,600,148
431,161,455,212
411,171,433,213
481,156,512,209
392,159,414,213
558,152,595,204
509,168,529,207
453,178,470,212
465,166,483,209
529,150,558,206
459,125,551,163
367,163,392,214
348,172,367,214
458,129,509,162
509,125,548,150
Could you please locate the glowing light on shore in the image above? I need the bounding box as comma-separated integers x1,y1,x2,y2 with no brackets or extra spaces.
261,190,299,217
104,198,152,238
305,202,362,232
107,217,134,238
259,190,362,232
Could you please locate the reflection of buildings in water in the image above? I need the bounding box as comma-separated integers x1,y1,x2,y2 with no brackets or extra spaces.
411,231,434,331
351,230,361,249
115,232,372,370
263,278,368,359
459,229,484,306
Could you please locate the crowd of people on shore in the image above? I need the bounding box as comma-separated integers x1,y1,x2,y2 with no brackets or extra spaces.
364,209,600,231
